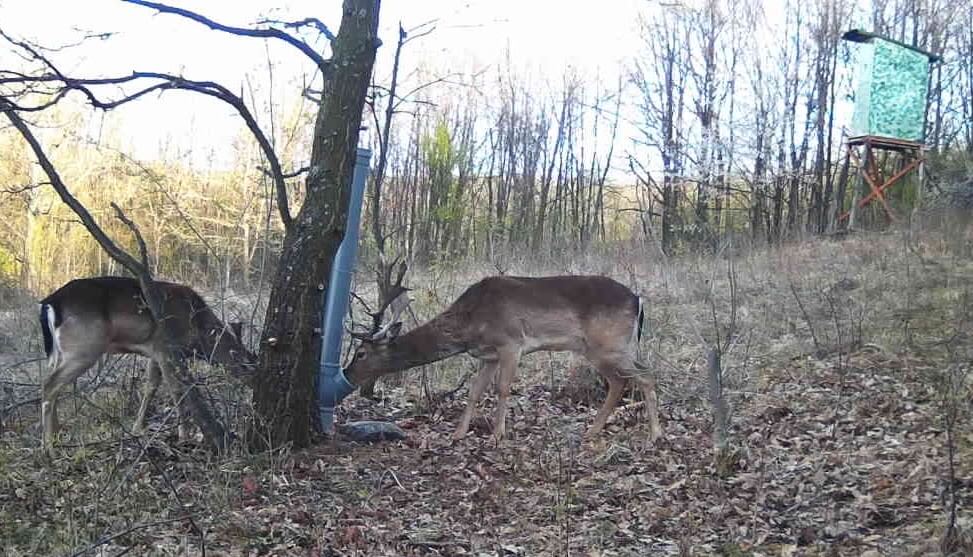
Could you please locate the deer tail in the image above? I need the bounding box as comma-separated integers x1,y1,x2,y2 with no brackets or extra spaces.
632,295,645,344
631,294,650,371
39,302,61,368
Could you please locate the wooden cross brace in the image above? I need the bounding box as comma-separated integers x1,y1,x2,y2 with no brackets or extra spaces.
838,146,923,223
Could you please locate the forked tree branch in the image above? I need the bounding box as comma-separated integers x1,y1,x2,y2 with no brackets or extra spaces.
256,17,336,41
111,202,150,269
122,0,332,73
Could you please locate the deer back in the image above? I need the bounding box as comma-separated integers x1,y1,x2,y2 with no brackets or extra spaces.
41,277,255,376
446,275,641,351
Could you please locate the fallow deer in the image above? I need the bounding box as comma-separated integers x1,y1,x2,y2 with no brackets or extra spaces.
345,275,660,441
38,276,256,448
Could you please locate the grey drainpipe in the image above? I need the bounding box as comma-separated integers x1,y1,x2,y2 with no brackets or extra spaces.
318,147,372,433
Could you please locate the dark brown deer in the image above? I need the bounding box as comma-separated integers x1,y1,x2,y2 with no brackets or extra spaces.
345,275,660,441
38,276,256,448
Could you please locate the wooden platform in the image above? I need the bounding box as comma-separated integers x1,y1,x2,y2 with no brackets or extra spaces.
838,135,926,224
846,135,923,153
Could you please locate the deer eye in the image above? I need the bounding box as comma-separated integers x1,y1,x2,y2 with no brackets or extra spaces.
355,349,367,360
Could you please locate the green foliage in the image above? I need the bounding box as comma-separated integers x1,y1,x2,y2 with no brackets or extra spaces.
420,119,468,255
423,119,457,176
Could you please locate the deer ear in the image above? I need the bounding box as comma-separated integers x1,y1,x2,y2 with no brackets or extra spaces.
387,321,403,341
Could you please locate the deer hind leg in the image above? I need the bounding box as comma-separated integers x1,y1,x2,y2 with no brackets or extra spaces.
134,360,162,434
41,350,101,449
175,390,191,442
452,359,498,441
630,368,661,442
586,373,626,438
491,348,521,441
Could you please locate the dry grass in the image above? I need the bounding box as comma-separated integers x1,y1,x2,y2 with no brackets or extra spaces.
1,226,972,555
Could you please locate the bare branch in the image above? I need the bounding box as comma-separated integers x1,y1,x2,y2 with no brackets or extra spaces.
1,182,49,194
262,164,310,180
403,19,438,44
111,202,150,270
31,31,115,52
392,73,467,111
255,17,336,41
0,34,295,230
122,0,331,72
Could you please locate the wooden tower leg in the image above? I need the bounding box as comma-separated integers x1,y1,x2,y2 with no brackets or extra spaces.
911,147,926,241
849,143,866,230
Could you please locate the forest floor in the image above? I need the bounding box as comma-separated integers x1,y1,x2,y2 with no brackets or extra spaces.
1,229,972,556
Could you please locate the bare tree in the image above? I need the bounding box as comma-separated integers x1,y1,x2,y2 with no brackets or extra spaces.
631,6,690,254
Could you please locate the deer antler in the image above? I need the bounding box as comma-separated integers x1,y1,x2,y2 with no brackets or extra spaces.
347,255,412,345
346,323,376,342
369,256,410,333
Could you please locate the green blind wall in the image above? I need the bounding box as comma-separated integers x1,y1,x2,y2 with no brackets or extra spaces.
850,38,930,141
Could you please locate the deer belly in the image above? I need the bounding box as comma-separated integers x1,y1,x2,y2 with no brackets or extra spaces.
522,332,584,354
105,340,155,358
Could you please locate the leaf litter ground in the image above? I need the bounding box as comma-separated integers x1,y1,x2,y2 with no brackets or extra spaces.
2,232,972,556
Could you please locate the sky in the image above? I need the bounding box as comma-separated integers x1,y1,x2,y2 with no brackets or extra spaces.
0,0,644,169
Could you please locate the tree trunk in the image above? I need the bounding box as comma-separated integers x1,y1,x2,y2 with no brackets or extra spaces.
251,0,380,449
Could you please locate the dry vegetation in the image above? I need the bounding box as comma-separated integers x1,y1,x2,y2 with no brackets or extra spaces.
1,225,972,556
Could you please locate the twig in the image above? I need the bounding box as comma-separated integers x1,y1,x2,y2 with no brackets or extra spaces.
1,397,42,417
68,514,201,557
255,17,336,41
788,280,821,354
407,540,472,550
2,356,46,369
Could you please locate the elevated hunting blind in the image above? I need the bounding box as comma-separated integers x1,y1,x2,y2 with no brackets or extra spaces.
837,30,941,228
844,29,939,142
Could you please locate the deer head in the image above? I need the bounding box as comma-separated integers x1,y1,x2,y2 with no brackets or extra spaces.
346,288,410,388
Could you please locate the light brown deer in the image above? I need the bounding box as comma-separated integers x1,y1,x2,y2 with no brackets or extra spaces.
38,276,256,448
345,275,660,441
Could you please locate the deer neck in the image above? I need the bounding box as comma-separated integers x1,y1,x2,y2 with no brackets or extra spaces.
381,315,466,374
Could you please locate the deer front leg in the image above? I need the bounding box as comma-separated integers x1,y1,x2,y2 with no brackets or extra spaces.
491,349,520,441
176,400,192,442
134,360,162,434
452,359,498,441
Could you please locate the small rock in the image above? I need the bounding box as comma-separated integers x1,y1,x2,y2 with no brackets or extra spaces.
339,420,407,442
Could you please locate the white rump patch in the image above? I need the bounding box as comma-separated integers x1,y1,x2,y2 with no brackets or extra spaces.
45,304,62,369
